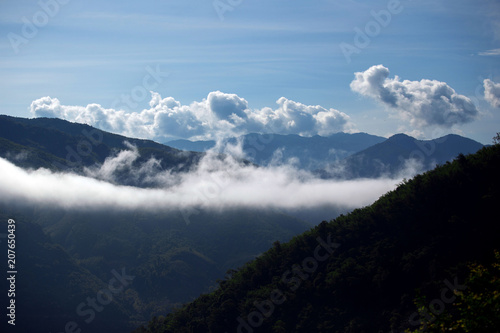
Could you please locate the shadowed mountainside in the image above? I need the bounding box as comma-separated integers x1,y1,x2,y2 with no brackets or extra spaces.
0,115,203,176
319,133,484,179
133,144,500,333
167,132,386,170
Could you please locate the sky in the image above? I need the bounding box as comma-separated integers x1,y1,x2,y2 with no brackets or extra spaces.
1,0,500,144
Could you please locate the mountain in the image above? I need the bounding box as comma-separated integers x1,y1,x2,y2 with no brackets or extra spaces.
2,115,495,332
166,138,217,153
133,143,500,332
0,115,312,332
0,115,203,178
0,213,136,333
167,132,484,177
0,203,309,333
319,133,484,179
167,132,386,170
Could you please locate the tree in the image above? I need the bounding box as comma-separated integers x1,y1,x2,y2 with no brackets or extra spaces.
493,132,500,145
407,251,500,332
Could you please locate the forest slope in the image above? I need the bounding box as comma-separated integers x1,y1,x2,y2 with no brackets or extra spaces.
133,144,500,332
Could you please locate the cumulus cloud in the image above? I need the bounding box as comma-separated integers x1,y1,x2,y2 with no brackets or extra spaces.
30,91,354,141
248,97,353,137
30,96,130,135
0,142,400,214
350,65,479,128
484,79,500,108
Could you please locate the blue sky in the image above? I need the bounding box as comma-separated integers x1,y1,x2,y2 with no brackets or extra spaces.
1,0,499,144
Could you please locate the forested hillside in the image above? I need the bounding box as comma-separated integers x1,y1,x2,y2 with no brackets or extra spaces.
0,115,203,177
133,143,500,332
0,204,309,333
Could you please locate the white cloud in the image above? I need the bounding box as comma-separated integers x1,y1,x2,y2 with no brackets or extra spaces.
208,91,249,120
247,97,353,136
484,79,500,108
350,64,479,129
30,91,354,141
478,48,500,56
30,96,129,135
0,143,400,213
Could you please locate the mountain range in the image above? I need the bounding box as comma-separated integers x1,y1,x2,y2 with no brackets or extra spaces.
0,115,203,186
133,140,500,333
0,115,311,332
0,115,494,333
319,133,485,179
167,131,484,178
0,115,484,181
167,132,386,170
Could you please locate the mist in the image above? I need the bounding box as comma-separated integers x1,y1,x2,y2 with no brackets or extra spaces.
0,141,405,217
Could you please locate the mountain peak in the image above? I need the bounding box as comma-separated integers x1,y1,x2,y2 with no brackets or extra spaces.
327,132,485,179
135,143,500,333
387,133,416,141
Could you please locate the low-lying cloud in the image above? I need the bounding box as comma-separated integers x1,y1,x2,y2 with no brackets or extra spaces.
350,65,479,128
0,142,401,214
30,91,353,142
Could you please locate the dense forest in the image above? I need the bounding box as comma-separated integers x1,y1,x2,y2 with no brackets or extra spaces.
0,206,309,333
0,115,203,177
132,142,500,332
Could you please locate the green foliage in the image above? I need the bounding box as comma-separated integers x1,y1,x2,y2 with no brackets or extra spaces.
0,203,309,332
0,214,135,333
0,114,203,176
407,251,500,332
133,144,500,332
493,132,500,145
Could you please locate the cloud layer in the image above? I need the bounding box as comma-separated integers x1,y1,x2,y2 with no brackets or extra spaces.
350,65,479,128
30,91,353,141
484,79,500,108
0,142,401,215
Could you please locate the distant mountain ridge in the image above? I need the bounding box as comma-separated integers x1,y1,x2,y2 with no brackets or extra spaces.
168,132,386,170
320,133,484,178
0,115,485,180
0,115,203,185
168,131,484,177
